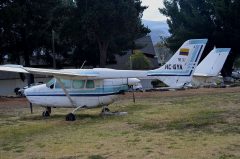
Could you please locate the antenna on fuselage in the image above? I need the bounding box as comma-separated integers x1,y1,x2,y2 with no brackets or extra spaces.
80,60,87,69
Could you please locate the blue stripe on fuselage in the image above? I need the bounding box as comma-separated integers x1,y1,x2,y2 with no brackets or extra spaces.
26,85,128,97
26,92,119,97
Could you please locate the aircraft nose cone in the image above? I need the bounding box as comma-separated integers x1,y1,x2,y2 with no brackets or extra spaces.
24,87,33,96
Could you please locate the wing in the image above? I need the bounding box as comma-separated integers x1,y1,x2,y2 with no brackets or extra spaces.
0,65,29,73
0,65,99,79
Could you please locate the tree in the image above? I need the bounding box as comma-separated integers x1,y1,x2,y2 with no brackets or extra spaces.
130,50,152,70
0,0,149,70
0,0,75,67
160,0,240,76
155,37,172,66
160,0,215,51
0,0,75,83
233,57,240,69
73,0,149,67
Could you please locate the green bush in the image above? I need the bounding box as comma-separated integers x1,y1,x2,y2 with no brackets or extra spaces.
130,50,152,70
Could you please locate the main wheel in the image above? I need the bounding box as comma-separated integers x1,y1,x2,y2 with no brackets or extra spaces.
66,113,76,121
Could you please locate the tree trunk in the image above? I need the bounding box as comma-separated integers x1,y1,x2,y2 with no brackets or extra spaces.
99,46,107,68
97,38,109,68
23,50,35,85
23,32,35,85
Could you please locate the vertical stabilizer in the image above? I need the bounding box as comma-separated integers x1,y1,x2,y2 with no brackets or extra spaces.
147,39,208,88
194,48,231,77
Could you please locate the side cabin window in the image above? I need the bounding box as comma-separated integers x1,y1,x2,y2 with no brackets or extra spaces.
55,79,72,89
86,80,95,89
72,80,85,89
46,78,95,89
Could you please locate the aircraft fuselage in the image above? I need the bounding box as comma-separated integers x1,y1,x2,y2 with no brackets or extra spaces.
24,78,138,108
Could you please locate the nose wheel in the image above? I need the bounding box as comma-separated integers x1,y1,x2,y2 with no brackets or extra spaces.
42,107,51,117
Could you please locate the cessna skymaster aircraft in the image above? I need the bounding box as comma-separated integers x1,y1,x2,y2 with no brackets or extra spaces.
0,39,207,121
192,48,231,86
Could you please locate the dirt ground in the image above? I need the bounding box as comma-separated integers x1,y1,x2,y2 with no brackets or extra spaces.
0,87,240,108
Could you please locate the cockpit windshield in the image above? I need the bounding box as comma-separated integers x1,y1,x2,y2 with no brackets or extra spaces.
46,78,55,89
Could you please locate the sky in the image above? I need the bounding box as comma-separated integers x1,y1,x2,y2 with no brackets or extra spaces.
141,0,167,21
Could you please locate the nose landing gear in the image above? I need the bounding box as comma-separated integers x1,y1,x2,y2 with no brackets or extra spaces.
42,107,51,117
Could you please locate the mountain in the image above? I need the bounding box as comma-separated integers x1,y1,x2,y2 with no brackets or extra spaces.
142,20,170,44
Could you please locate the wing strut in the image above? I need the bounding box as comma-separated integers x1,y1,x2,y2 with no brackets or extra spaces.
56,77,76,107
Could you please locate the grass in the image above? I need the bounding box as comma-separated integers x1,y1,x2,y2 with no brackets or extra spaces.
0,89,240,159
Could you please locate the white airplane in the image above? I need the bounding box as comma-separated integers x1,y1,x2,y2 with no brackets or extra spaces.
0,39,207,121
192,48,231,87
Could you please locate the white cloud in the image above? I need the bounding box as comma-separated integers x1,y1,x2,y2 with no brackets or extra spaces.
141,0,167,21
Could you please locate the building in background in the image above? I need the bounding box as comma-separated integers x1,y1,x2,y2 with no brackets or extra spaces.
0,72,50,96
154,42,173,66
107,35,158,69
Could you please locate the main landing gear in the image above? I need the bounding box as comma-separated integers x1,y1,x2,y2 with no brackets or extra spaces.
41,106,76,121
41,106,81,121
65,113,76,121
42,107,51,117
65,105,86,121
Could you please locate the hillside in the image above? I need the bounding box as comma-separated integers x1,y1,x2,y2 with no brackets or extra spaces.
143,20,170,44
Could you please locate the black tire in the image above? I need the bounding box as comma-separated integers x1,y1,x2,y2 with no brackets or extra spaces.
66,113,76,121
42,111,50,117
46,107,51,114
102,107,110,113
18,92,22,96
14,88,20,95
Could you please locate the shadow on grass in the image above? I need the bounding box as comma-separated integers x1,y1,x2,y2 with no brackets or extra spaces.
19,113,119,122
139,110,240,134
167,111,225,129
88,155,106,159
54,155,105,159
